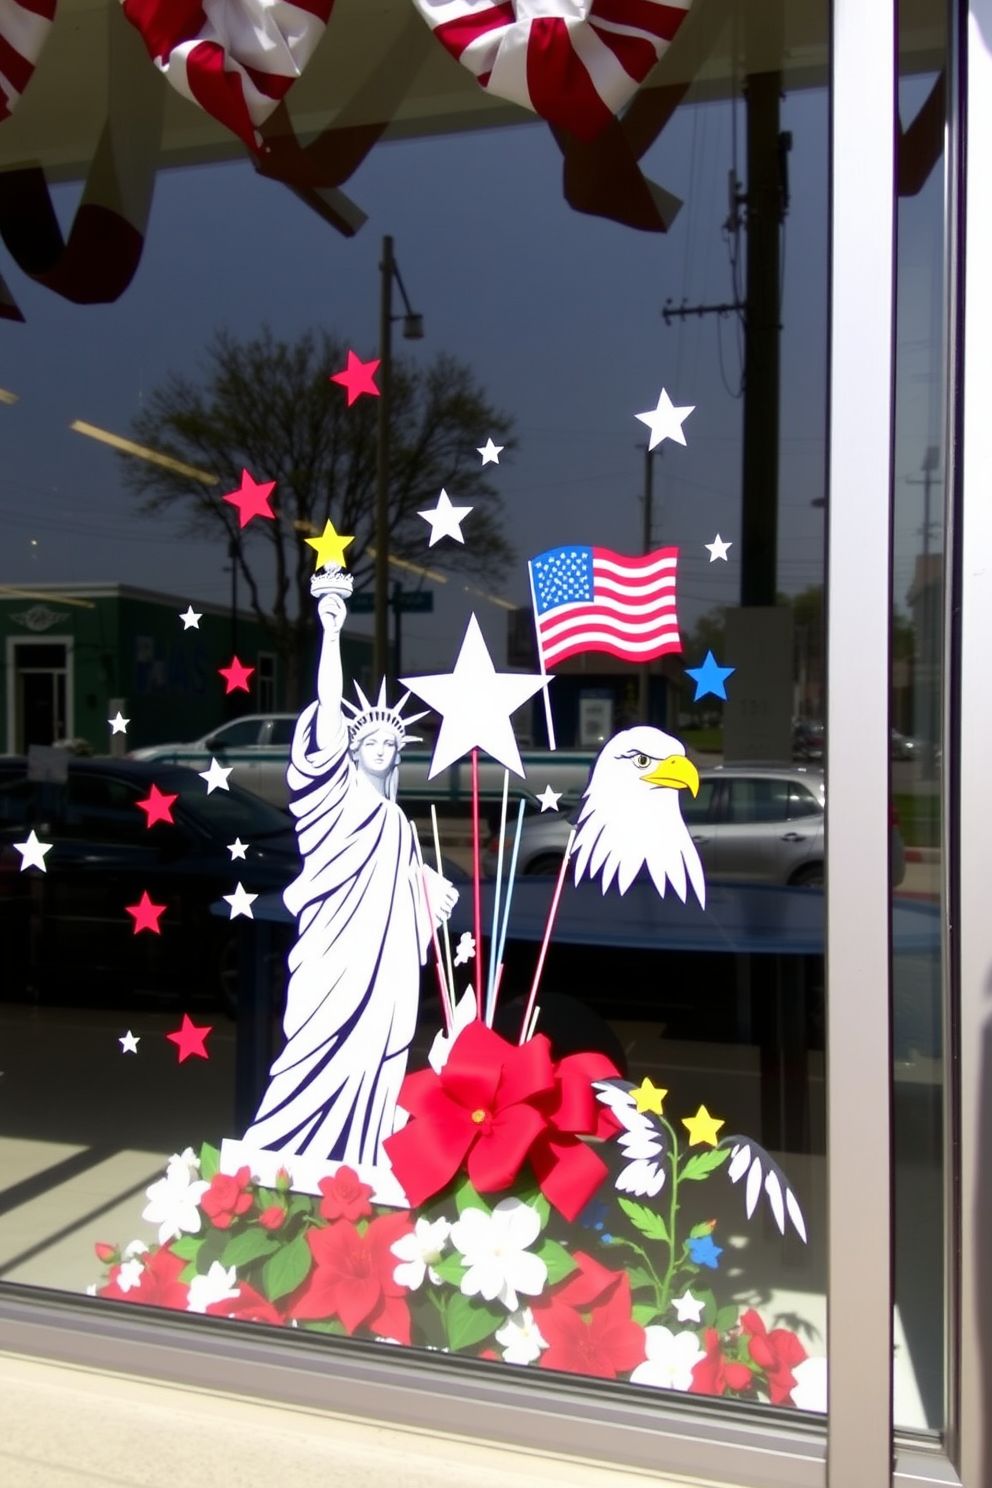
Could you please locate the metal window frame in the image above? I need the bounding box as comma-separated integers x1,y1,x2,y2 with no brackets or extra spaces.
955,5,992,1486
0,2,970,1484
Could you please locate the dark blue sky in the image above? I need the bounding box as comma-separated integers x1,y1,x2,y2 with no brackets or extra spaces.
0,80,860,670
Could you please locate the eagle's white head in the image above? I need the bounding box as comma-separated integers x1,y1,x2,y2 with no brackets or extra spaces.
572,725,706,908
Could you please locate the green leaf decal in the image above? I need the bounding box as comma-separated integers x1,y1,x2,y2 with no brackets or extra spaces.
446,1293,504,1352
625,1265,656,1293
535,1238,577,1285
716,1304,742,1333
430,1252,469,1286
618,1198,670,1243
198,1143,221,1181
680,1148,731,1182
300,1319,346,1335
632,1303,663,1326
262,1232,313,1301
221,1227,281,1269
169,1235,203,1261
453,1177,491,1215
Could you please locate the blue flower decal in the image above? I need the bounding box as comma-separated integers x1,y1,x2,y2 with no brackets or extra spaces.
579,1199,608,1231
687,1235,723,1269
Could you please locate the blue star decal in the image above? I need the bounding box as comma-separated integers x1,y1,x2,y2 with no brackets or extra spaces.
687,1234,723,1269
685,650,735,701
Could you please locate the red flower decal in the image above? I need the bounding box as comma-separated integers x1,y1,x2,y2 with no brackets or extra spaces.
741,1309,808,1405
200,1166,254,1229
258,1205,286,1232
383,1022,619,1220
690,1328,729,1396
292,1211,414,1344
94,1241,117,1264
318,1165,374,1222
536,1272,645,1379
100,1247,189,1310
207,1283,283,1326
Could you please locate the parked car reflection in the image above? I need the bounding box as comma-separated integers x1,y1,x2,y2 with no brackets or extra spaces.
0,758,300,1010
481,766,907,889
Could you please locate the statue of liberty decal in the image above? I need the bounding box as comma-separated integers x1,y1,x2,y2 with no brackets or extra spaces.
242,562,457,1172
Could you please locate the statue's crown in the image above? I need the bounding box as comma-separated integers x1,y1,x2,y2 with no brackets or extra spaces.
342,680,427,749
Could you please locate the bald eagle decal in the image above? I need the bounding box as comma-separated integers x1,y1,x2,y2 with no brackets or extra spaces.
572,726,706,908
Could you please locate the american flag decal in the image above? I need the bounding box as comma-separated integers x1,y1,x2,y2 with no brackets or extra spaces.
0,0,56,124
528,545,681,668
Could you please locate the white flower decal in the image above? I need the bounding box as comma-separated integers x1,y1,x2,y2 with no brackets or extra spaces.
187,1262,240,1315
454,931,476,967
789,1357,827,1413
630,1326,706,1392
142,1149,209,1245
115,1257,146,1294
495,1307,548,1365
391,1217,451,1290
450,1198,547,1311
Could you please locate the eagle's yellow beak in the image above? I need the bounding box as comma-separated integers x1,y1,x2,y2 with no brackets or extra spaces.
640,754,700,797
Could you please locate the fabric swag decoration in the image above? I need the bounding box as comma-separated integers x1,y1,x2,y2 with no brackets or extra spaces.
409,0,693,141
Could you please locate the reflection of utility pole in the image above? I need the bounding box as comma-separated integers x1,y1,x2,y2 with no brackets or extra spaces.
661,0,789,610
741,0,787,608
638,445,655,721
392,581,403,683
906,444,942,562
374,235,424,692
228,536,238,654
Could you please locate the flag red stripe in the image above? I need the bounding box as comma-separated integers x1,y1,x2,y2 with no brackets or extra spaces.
590,0,689,44
0,31,34,95
593,544,678,570
122,0,208,62
434,5,515,60
538,610,679,647
588,24,660,84
541,631,682,665
527,16,613,142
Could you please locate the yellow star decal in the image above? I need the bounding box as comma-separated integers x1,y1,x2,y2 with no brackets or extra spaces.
306,520,354,570
631,1078,667,1116
681,1105,725,1147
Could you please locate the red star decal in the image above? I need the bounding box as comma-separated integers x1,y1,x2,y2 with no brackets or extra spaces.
126,891,166,935
166,1012,212,1063
219,655,255,694
330,350,380,407
136,783,178,828
222,469,277,528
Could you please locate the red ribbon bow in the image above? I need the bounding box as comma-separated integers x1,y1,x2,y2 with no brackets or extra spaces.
383,1020,619,1221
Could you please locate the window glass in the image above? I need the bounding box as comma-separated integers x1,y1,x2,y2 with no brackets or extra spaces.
63,771,146,843
681,779,716,825
209,720,263,748
891,0,949,1435
0,0,832,1425
787,784,823,820
725,778,792,824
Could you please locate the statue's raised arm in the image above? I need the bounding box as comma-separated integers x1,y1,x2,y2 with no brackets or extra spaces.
311,567,353,753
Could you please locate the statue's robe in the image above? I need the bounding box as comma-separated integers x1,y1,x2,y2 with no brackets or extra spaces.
243,703,428,1166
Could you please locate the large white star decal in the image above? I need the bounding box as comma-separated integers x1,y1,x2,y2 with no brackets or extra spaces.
401,614,549,778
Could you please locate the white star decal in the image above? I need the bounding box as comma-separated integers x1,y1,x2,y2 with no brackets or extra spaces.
417,488,473,547
401,614,549,779
119,1030,140,1054
180,605,202,630
227,838,248,860
223,882,258,920
671,1289,705,1324
14,829,53,873
536,784,562,812
635,388,695,450
477,438,503,465
705,534,733,562
199,757,233,794
108,711,129,735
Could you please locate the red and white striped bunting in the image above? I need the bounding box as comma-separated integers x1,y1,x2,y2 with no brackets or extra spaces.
121,0,335,153
0,0,56,124
411,0,693,142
